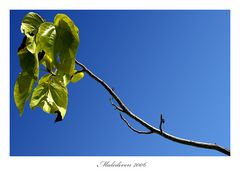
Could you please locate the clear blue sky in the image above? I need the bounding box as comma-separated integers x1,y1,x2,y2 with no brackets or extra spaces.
10,10,230,156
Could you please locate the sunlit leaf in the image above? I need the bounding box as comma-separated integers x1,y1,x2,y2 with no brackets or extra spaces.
26,36,36,54
14,72,35,115
54,14,80,75
30,74,68,120
54,72,71,86
35,22,57,72
18,35,36,55
16,12,82,120
63,74,71,86
36,22,56,59
41,54,54,72
71,71,84,83
21,12,45,37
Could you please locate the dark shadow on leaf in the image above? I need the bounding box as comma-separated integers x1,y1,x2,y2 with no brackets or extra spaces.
38,50,45,62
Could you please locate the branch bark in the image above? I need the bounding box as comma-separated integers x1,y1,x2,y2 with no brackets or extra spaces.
75,59,230,156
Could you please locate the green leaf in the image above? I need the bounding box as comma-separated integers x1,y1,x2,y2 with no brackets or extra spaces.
54,72,71,86
26,35,36,54
18,47,39,79
18,35,36,54
53,14,80,75
71,71,84,83
63,74,71,86
35,22,57,72
41,54,54,72
14,72,35,115
21,12,45,37
36,22,56,59
30,74,68,120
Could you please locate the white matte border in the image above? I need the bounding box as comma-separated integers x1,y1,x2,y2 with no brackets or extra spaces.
1,0,239,174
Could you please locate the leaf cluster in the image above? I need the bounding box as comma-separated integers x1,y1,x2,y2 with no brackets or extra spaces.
14,12,84,122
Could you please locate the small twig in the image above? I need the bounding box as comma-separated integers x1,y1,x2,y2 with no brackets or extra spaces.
159,114,165,132
109,98,124,112
77,69,85,73
120,113,153,134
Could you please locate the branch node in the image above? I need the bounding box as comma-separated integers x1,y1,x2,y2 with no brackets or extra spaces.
120,113,153,134
109,98,123,112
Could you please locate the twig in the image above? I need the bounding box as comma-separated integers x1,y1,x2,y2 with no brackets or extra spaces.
120,113,153,134
75,59,230,156
109,98,124,112
159,114,165,132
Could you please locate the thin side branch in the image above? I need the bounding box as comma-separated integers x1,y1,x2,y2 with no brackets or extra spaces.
120,113,153,134
109,98,124,112
75,59,230,156
159,114,165,132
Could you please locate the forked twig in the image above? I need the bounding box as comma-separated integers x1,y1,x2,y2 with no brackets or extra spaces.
120,113,153,134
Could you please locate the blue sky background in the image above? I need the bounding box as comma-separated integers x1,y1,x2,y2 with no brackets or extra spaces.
10,10,230,156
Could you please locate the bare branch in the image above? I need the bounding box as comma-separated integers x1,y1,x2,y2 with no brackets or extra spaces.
75,59,230,156
120,113,153,134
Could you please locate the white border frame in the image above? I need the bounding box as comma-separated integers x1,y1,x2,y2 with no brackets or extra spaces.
1,0,239,173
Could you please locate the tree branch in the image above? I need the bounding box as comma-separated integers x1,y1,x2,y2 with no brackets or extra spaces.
75,59,230,156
